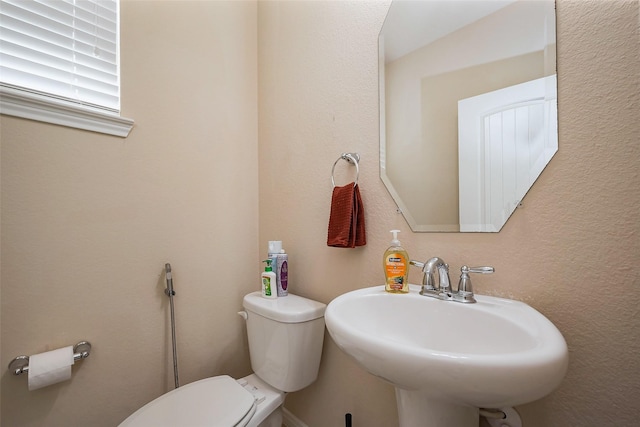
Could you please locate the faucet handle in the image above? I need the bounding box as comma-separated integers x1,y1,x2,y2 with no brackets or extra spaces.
456,265,494,303
464,266,494,275
409,260,432,289
409,260,425,270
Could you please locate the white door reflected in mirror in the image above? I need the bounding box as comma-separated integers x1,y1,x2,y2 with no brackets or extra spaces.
458,75,558,232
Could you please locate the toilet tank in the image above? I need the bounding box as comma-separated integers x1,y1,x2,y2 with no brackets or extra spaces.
242,292,326,392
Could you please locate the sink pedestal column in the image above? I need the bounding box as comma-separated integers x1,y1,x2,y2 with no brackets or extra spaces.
396,388,479,427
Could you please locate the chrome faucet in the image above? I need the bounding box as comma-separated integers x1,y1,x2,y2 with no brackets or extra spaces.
410,258,494,303
409,257,452,296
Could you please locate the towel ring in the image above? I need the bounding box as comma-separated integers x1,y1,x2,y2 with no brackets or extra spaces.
331,153,360,188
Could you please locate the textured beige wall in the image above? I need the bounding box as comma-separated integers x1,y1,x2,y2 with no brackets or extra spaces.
0,1,258,426
259,0,639,426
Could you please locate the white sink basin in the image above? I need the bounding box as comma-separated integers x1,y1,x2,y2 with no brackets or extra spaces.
325,285,568,426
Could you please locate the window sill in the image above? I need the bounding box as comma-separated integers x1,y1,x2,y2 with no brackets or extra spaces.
0,86,134,138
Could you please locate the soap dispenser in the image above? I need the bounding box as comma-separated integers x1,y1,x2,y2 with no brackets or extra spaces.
383,230,409,293
261,259,277,299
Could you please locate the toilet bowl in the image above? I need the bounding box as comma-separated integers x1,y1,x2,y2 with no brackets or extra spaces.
119,292,326,427
119,374,283,427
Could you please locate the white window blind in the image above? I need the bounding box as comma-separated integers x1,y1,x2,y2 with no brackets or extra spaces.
0,0,132,136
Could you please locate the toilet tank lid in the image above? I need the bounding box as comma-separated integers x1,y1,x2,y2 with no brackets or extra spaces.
243,292,326,323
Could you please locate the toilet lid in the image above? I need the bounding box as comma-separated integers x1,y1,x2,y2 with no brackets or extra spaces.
119,376,257,427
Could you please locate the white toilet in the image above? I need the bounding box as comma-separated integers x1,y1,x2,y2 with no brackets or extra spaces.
119,291,326,427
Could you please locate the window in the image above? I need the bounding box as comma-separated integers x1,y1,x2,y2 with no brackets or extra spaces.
0,0,133,137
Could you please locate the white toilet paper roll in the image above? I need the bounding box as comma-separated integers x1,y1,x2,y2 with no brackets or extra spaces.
28,346,75,391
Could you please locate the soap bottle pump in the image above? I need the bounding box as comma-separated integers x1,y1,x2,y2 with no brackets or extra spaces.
261,259,277,299
383,229,409,293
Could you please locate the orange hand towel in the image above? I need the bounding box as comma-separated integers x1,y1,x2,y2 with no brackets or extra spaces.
327,183,366,248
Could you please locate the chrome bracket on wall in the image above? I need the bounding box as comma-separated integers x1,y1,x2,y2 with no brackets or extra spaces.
331,152,360,187
8,341,92,375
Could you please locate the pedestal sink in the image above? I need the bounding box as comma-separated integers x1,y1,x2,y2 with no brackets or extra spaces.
325,285,568,427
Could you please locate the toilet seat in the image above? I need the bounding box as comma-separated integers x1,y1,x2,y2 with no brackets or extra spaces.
119,375,257,427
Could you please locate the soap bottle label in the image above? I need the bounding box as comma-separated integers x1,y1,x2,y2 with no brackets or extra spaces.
385,253,407,290
278,259,288,295
262,277,273,296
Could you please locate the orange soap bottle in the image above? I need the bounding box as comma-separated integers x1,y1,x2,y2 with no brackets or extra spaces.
383,230,409,293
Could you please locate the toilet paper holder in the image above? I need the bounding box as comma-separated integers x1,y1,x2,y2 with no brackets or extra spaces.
8,341,91,376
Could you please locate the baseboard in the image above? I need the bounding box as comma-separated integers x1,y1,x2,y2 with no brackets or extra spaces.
282,407,309,427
